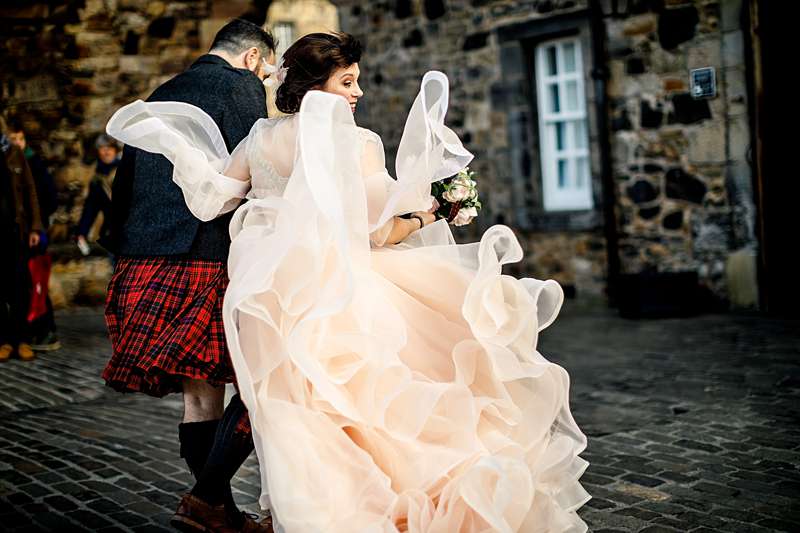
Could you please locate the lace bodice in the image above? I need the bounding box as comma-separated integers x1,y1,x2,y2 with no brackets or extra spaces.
245,117,293,199
244,116,382,200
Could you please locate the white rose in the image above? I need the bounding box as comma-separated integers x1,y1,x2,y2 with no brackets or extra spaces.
452,206,478,226
443,181,471,203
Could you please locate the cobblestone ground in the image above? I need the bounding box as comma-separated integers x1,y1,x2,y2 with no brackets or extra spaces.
1,304,798,532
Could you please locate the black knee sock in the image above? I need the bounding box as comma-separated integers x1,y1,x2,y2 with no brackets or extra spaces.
179,419,237,513
190,394,254,507
179,419,219,477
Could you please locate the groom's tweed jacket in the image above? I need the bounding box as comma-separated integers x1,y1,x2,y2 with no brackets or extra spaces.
104,54,267,261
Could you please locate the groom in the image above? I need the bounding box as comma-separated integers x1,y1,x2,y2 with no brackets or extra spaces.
102,19,275,532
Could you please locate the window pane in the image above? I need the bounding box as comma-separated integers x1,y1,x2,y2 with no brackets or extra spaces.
536,37,594,211
565,81,579,111
549,83,560,113
557,159,568,189
563,42,576,73
555,122,565,151
576,157,589,188
546,46,558,76
573,119,588,149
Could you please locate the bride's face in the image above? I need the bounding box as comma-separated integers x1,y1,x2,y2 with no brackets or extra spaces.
322,63,363,114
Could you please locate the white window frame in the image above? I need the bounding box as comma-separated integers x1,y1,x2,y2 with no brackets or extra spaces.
535,36,594,211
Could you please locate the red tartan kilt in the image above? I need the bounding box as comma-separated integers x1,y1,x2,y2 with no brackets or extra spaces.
103,257,235,398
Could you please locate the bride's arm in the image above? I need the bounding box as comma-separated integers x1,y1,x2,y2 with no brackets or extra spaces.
222,134,251,181
360,133,434,246
380,212,434,245
170,135,252,221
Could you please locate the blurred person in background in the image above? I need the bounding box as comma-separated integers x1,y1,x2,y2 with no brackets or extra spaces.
76,133,119,257
0,117,43,361
5,118,60,352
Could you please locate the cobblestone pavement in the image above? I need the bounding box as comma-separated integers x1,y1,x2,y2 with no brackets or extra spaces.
1,304,798,532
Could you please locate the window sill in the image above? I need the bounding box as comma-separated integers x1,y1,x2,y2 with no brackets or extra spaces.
521,207,604,232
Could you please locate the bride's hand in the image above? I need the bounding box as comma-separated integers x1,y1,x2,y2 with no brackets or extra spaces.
412,211,436,227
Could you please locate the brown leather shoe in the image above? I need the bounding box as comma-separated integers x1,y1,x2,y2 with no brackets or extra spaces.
17,343,35,361
171,493,236,533
0,344,12,362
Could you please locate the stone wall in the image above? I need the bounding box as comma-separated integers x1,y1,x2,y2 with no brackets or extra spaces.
332,0,756,306
333,0,607,297
1,0,343,308
0,0,757,307
1,1,217,241
1,0,220,306
607,0,757,306
1,0,342,308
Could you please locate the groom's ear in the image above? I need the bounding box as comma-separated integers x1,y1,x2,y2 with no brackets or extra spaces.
243,46,260,70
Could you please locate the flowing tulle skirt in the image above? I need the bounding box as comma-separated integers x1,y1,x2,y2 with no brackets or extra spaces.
225,210,590,532
105,71,590,532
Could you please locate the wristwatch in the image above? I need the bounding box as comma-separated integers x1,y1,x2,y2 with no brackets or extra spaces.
410,214,425,229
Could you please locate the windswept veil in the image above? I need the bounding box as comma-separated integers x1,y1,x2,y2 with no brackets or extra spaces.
107,71,589,533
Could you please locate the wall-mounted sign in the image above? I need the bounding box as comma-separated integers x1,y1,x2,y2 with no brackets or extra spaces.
690,67,717,99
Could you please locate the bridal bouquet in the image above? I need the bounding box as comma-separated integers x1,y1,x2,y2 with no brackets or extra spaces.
431,167,482,226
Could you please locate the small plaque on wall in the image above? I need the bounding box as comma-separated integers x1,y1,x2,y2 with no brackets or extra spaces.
690,67,717,99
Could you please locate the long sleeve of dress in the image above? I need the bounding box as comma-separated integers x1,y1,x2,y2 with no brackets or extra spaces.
356,72,473,248
106,100,252,222
359,130,397,247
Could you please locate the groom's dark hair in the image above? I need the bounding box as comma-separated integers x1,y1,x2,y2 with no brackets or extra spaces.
210,19,277,58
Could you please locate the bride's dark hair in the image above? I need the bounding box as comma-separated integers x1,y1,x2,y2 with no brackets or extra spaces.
275,32,363,114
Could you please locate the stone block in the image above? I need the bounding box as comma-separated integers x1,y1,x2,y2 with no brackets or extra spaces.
607,60,626,99
649,46,686,74
721,0,745,33
691,209,732,254
623,73,662,98
727,114,750,162
627,180,660,204
118,55,159,74
146,1,166,18
688,38,721,74
723,66,748,116
465,100,491,132
662,77,686,93
687,120,726,164
666,167,707,203
669,92,712,124
723,29,745,69
75,31,119,56
117,11,149,32
657,5,699,50
662,209,685,231
624,14,657,36
640,99,664,129
70,55,119,74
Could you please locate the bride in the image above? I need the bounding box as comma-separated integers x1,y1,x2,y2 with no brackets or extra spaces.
107,32,589,533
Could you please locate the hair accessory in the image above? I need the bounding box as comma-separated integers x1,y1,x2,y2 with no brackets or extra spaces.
263,57,289,89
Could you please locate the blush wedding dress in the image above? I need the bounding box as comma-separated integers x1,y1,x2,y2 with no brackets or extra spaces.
106,71,590,533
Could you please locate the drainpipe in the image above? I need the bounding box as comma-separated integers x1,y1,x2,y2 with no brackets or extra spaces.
588,0,621,306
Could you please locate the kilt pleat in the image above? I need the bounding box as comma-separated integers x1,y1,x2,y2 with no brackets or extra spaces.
103,257,234,397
